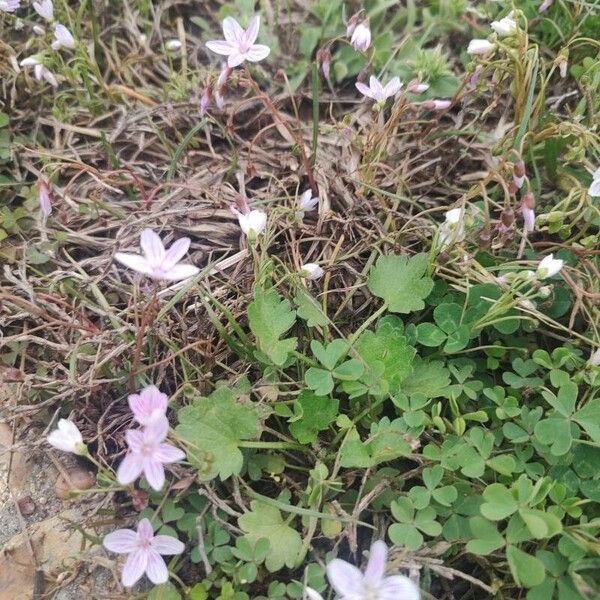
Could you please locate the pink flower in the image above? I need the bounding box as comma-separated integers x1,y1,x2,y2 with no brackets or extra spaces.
114,229,200,282
356,75,402,104
33,0,53,20
425,99,452,111
39,179,52,216
350,20,371,52
0,0,20,13
128,385,168,426
521,206,535,233
117,415,185,491
47,419,87,455
306,541,420,600
206,15,270,68
52,23,76,49
407,81,429,94
103,518,185,587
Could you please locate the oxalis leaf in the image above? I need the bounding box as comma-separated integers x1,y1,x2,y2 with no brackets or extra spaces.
176,387,261,481
248,287,297,366
238,501,302,572
368,253,433,313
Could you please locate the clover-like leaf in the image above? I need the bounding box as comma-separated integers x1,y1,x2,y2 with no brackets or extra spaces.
368,253,433,313
481,483,519,521
506,545,546,588
289,391,339,444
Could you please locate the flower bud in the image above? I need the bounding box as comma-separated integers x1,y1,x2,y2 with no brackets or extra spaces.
166,39,182,51
350,20,371,52
501,207,515,227
514,160,526,178
300,263,324,280
522,191,535,210
317,47,332,80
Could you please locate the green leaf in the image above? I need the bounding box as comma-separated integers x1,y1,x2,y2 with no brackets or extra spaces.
443,324,470,354
388,522,423,550
295,290,328,327
367,253,433,313
289,391,339,444
248,288,297,366
416,322,446,347
332,359,364,381
433,302,464,333
534,418,573,456
148,582,182,600
238,501,302,572
176,387,261,480
573,399,600,442
305,367,334,396
432,485,458,506
311,339,347,370
506,546,546,588
519,508,563,539
487,455,516,476
481,484,519,521
466,517,505,555
401,358,450,399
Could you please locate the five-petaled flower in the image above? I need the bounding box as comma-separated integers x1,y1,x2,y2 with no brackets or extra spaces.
128,385,169,426
116,414,186,491
297,190,319,219
114,229,200,282
356,75,402,104
232,207,267,238
20,57,59,87
305,540,420,600
52,23,76,49
103,518,185,587
536,254,563,279
206,15,270,68
0,0,20,13
47,419,87,455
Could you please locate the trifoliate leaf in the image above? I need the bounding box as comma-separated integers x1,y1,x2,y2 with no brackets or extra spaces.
573,399,600,443
248,288,297,366
238,501,302,572
289,391,339,444
506,545,546,588
176,387,261,481
367,253,433,313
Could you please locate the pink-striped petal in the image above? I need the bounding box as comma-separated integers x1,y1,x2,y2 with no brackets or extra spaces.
326,559,364,596
363,541,387,585
222,17,245,44
145,549,169,584
116,452,144,485
140,229,165,266
151,535,185,555
163,238,191,270
369,76,384,96
137,518,154,541
227,52,246,68
143,459,165,491
379,575,420,600
114,253,153,276
206,40,234,56
128,386,168,425
144,414,169,443
356,82,375,99
103,529,138,554
161,264,200,282
121,549,148,587
125,429,144,452
245,16,260,45
383,77,402,98
154,443,186,464
246,44,270,62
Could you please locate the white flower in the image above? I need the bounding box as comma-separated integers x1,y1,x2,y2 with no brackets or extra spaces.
305,541,419,600
426,99,452,110
536,254,564,279
467,39,495,55
588,168,600,197
233,208,267,238
114,229,200,282
491,16,517,36
297,190,319,218
588,348,600,367
356,75,402,104
350,20,371,52
439,208,465,246
52,23,76,49
20,57,58,86
165,39,182,51
0,0,20,13
33,0,53,21
206,15,270,68
47,419,87,455
300,263,324,280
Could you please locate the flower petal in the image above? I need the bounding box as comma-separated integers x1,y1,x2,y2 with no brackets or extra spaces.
144,413,169,442
206,40,234,56
246,44,270,62
305,588,324,600
137,518,154,541
355,81,375,99
227,52,246,68
363,541,388,585
245,15,260,45
161,263,200,282
369,76,383,96
222,16,245,44
114,253,153,275
143,459,165,491
155,443,186,464
125,429,144,452
116,452,144,485
128,385,168,425
163,237,191,270
140,229,165,266
151,535,185,555
326,558,364,597
384,77,402,98
588,178,600,197
145,549,169,585
379,575,421,600
103,529,138,554
121,549,148,587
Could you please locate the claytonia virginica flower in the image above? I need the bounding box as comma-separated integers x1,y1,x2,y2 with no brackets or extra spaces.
350,20,371,52
306,541,420,600
491,15,517,37
117,414,185,491
425,99,452,110
39,179,52,217
206,15,270,68
467,39,495,55
33,0,53,21
232,207,267,238
20,56,58,86
0,0,20,13
536,254,564,279
128,385,168,426
103,518,185,587
297,189,319,219
300,263,324,280
114,229,200,282
47,419,87,455
439,207,465,247
407,81,429,94
356,75,402,104
52,23,76,50
588,168,600,197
